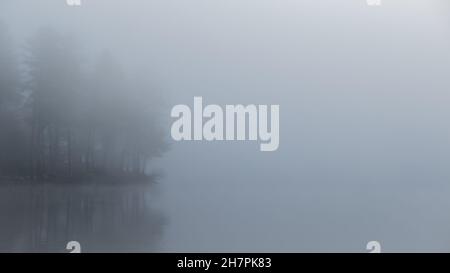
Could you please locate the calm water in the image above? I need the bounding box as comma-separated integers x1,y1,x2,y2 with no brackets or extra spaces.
0,181,165,252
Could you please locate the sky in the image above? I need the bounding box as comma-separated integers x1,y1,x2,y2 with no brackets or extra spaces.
2,0,450,252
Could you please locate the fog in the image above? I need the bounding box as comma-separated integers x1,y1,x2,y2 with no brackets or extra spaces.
1,0,450,252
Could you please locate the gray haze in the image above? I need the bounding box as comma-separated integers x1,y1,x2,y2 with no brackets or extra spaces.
2,0,450,252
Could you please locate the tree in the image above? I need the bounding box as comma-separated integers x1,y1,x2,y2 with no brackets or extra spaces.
23,28,168,181
0,21,25,176
25,28,83,179
85,51,168,177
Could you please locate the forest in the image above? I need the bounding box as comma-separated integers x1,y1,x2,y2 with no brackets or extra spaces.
0,22,168,183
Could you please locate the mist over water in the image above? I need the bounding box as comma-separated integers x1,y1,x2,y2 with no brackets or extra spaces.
0,182,164,252
1,0,450,252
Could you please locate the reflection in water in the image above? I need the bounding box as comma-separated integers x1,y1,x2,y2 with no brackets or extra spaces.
0,181,165,252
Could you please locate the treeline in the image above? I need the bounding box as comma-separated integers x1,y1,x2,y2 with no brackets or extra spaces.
0,24,168,181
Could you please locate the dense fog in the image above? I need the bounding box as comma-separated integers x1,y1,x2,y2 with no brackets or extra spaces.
1,0,450,252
